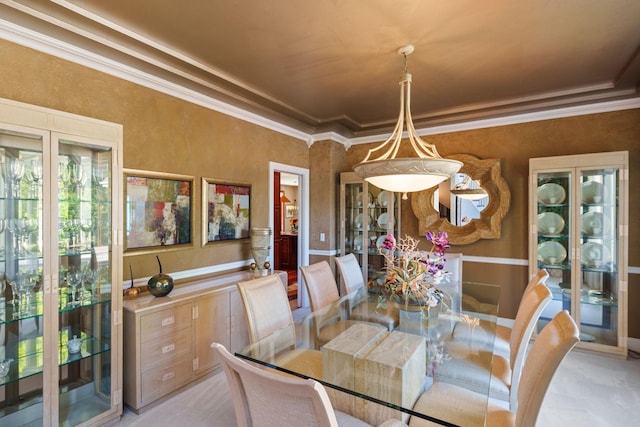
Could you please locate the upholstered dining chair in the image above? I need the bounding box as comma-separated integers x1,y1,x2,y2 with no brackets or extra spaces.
441,282,552,411
300,261,384,347
335,253,398,330
492,268,550,356
408,310,579,427
236,274,322,378
212,342,407,427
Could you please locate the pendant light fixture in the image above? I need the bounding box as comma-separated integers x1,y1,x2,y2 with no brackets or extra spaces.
353,45,462,199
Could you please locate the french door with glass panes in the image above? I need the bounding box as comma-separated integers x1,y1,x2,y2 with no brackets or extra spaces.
529,151,628,357
0,97,123,426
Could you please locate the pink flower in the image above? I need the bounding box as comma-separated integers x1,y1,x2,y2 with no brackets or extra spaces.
427,231,449,254
381,234,396,251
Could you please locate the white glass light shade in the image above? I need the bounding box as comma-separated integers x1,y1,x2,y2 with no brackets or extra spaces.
354,157,463,193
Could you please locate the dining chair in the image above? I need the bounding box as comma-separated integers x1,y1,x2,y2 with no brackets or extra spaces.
492,268,550,356
236,274,322,378
212,342,407,427
408,310,579,427
335,253,398,330
439,282,552,411
439,252,463,312
301,261,383,347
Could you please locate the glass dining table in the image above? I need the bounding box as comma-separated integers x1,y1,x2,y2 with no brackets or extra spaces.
235,281,501,426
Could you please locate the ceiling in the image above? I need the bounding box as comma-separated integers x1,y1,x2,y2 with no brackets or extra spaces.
1,0,639,138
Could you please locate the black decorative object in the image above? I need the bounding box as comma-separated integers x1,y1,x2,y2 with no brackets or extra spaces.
147,256,174,297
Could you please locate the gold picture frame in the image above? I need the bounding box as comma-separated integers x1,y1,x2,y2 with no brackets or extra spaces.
202,178,251,245
124,169,194,253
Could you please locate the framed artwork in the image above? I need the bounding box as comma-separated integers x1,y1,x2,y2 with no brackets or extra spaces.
202,178,250,245
124,169,194,252
285,203,297,218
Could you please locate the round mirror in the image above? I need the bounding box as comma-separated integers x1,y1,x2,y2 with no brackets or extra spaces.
411,154,510,245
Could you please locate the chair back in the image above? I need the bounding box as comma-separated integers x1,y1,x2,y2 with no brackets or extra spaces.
237,275,296,349
515,311,579,427
521,269,549,304
300,261,340,312
335,253,365,295
211,342,340,427
444,253,463,283
508,282,552,411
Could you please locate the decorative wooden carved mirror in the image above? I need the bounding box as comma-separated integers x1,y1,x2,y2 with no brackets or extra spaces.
411,154,510,245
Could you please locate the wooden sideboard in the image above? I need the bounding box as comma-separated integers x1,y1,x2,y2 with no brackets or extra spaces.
280,233,298,269
123,270,287,412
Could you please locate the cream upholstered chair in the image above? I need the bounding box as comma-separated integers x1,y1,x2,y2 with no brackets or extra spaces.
212,343,407,427
439,282,552,411
335,253,398,330
408,310,579,427
492,269,550,355
521,269,549,304
301,261,383,347
236,274,322,378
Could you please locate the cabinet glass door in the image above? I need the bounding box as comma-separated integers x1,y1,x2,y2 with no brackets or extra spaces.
343,181,365,272
530,151,627,356
366,186,399,286
0,128,46,423
56,137,113,425
577,168,619,346
535,171,573,328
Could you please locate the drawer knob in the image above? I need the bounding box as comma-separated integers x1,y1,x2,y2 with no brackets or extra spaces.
162,371,175,382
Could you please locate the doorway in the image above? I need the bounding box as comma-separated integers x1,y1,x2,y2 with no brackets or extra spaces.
275,171,299,309
269,162,309,308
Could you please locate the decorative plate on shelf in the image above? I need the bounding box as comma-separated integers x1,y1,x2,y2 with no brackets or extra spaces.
377,212,388,228
355,191,374,207
355,214,373,229
581,242,611,268
376,235,387,249
377,191,390,207
537,212,565,235
537,183,566,205
581,211,607,236
537,241,567,265
581,181,605,204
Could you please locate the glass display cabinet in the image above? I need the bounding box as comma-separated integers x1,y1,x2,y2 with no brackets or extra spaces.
529,151,628,357
0,98,122,425
339,172,400,293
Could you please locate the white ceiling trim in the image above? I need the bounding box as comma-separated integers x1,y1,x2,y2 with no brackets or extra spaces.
1,19,639,149
0,18,310,142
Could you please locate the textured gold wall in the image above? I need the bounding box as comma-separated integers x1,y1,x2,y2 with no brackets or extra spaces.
0,39,308,279
1,39,638,338
346,111,640,336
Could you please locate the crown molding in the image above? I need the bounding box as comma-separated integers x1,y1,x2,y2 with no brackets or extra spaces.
1,18,639,149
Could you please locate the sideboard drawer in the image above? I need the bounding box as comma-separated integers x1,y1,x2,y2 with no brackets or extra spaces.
140,355,193,406
141,328,193,372
140,303,192,343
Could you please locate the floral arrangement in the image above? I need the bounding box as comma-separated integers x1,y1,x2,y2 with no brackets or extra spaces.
378,231,450,309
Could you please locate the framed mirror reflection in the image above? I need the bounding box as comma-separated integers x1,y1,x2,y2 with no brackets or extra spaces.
411,154,510,245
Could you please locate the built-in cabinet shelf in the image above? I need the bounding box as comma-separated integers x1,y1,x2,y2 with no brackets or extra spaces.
529,151,628,357
339,172,400,293
122,270,287,412
0,97,123,426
